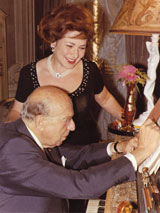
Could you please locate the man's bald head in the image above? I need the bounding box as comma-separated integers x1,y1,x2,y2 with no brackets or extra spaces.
21,86,73,121
21,86,75,148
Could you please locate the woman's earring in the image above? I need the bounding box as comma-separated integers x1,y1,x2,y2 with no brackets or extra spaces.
51,46,54,53
51,43,55,53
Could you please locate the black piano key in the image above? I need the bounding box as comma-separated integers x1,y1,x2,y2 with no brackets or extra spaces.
99,200,105,206
97,206,104,213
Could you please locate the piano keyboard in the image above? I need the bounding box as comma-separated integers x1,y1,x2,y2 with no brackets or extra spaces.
86,199,106,213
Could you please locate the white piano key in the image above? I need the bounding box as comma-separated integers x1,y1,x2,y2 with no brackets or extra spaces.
86,199,105,213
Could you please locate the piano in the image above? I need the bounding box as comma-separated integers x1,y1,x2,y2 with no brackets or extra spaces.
86,172,159,213
86,179,137,213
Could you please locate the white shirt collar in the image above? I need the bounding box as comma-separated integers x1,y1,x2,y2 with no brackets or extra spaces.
26,125,44,151
25,125,66,167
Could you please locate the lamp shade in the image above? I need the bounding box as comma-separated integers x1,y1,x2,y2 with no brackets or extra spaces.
110,0,160,36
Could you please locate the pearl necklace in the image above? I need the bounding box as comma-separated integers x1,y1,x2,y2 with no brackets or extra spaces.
47,54,74,79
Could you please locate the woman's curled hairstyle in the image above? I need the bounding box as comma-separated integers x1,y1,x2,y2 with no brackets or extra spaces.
38,3,94,43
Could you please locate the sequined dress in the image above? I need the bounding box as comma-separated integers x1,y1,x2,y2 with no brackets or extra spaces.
15,58,104,145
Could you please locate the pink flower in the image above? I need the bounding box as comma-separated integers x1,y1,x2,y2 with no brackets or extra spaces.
117,64,147,87
118,65,139,83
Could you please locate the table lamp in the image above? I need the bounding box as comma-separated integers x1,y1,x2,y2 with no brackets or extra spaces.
110,0,160,127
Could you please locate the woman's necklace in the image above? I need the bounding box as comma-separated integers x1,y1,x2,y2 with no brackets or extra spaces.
47,54,74,79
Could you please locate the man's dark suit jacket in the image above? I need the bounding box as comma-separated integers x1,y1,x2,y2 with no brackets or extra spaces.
0,119,136,212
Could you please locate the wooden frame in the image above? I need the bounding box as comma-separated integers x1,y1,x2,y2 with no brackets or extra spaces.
0,9,8,100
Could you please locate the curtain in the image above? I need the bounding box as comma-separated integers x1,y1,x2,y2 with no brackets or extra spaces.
36,0,66,58
43,0,66,16
97,0,127,140
8,0,35,97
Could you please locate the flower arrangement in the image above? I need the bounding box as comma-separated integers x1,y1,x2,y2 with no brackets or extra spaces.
117,65,148,87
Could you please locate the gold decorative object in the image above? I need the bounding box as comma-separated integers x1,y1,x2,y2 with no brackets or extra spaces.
117,65,147,132
123,83,136,132
84,0,104,69
117,200,133,213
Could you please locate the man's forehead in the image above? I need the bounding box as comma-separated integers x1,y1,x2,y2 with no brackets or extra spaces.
49,98,73,117
47,114,73,121
49,108,74,119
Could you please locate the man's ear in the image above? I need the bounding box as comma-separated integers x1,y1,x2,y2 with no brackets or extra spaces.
34,115,45,131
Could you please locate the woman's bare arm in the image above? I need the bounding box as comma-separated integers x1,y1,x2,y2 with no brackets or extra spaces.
95,86,123,119
7,100,23,122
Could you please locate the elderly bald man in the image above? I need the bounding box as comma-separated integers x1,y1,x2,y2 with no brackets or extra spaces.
0,85,159,213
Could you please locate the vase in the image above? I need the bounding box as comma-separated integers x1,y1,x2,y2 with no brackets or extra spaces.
123,83,136,131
